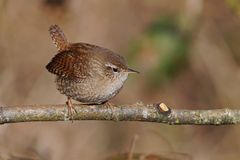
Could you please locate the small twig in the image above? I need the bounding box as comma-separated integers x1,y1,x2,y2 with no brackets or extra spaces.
0,102,239,125
127,135,139,160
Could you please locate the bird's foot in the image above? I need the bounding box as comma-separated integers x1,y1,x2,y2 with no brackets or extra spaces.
104,102,118,121
66,97,77,122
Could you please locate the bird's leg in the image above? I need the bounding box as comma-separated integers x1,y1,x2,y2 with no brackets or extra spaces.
105,101,114,113
66,97,77,122
103,101,118,121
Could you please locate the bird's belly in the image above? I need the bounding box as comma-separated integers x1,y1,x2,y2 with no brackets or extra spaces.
55,76,125,104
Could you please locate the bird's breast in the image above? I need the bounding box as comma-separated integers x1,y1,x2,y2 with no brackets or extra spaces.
55,73,128,104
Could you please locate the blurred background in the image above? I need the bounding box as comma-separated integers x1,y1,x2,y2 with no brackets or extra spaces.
0,0,240,159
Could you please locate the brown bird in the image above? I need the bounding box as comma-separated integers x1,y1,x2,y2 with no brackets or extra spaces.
46,25,139,120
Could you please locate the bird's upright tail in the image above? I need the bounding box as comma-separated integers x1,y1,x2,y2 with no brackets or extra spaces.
49,25,69,52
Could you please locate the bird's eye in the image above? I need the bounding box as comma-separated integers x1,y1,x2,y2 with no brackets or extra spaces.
112,67,119,72
105,64,119,73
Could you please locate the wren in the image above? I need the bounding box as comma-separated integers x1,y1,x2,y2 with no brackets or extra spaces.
46,25,139,119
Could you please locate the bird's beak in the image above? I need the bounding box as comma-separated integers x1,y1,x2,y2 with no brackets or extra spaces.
127,68,140,74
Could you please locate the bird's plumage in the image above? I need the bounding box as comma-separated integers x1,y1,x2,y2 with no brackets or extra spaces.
46,25,136,104
46,42,127,82
49,25,69,52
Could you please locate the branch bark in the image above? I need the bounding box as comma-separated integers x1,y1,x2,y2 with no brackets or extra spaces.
0,103,240,125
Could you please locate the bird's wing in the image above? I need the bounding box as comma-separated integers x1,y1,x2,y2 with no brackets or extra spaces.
46,51,90,82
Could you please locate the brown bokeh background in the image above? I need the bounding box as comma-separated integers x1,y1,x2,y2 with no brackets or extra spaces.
1,0,240,160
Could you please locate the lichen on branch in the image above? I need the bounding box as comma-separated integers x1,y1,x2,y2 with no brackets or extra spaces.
0,102,239,125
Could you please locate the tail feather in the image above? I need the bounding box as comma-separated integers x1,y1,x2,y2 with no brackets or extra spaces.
49,25,69,51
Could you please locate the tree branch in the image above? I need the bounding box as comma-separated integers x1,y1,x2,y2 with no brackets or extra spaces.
0,102,240,125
